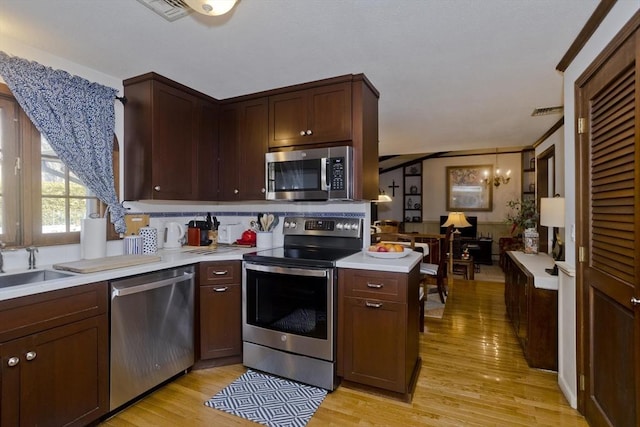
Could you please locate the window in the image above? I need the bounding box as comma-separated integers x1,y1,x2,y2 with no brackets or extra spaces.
0,83,117,247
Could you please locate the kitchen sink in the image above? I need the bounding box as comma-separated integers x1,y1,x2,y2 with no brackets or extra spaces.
0,269,74,289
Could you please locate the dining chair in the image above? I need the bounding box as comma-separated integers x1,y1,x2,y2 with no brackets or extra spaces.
420,224,454,306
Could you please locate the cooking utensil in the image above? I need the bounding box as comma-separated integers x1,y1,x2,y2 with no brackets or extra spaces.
259,214,269,232
264,213,275,231
269,215,279,231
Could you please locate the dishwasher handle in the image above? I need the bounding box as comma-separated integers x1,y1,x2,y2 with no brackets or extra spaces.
111,271,195,298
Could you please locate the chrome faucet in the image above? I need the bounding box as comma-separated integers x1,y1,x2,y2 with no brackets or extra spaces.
26,246,38,270
0,242,5,273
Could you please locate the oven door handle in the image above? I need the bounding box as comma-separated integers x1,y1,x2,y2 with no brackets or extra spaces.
245,263,328,277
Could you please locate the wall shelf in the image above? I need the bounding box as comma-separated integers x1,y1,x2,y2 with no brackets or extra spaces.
403,162,422,223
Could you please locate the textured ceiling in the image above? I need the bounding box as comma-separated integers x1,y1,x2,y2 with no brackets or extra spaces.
0,0,599,156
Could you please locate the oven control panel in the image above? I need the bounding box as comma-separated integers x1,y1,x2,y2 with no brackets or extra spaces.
282,216,361,238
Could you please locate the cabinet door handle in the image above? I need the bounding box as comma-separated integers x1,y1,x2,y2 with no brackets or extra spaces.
631,297,640,306
234,189,239,194
154,185,161,192
213,270,228,276
25,351,36,361
367,282,383,289
365,301,383,308
299,130,306,136
305,130,313,135
7,356,19,367
213,287,229,292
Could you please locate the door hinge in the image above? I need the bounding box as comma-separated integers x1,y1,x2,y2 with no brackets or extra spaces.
14,157,21,175
579,374,585,391
579,246,585,263
578,117,586,134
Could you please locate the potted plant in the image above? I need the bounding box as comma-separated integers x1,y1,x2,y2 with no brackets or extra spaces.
505,198,538,236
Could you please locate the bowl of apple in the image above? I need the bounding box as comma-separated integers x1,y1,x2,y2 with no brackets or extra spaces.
365,243,413,258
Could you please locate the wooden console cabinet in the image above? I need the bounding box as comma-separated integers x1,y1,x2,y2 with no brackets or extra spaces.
0,282,109,427
337,265,421,400
196,261,242,366
504,251,558,370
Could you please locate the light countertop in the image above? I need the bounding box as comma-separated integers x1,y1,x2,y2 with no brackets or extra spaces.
0,246,257,302
508,251,559,290
337,250,422,273
1,246,422,302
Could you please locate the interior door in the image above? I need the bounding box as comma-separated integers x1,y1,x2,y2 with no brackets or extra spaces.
576,26,639,426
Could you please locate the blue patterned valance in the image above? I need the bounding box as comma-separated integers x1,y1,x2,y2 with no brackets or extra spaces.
0,51,125,233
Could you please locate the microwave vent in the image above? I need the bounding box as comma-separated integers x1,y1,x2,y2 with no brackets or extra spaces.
135,0,191,21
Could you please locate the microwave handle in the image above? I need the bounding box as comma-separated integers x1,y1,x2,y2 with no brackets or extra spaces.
321,158,330,191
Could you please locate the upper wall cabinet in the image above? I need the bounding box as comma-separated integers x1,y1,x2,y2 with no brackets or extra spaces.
218,97,268,201
268,82,352,148
268,75,380,200
123,73,219,201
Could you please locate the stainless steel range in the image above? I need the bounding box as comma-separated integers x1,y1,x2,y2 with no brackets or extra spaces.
242,216,363,390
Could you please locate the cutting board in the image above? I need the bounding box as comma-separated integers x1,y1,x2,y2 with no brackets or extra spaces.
53,254,161,273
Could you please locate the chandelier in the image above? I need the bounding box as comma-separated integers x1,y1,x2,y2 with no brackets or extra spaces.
482,150,511,188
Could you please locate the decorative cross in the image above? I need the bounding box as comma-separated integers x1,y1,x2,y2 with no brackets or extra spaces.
388,180,399,197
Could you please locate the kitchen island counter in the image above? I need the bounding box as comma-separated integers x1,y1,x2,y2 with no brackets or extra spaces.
0,246,257,302
337,250,422,273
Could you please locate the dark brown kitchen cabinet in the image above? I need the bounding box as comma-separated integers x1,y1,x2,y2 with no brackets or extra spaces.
268,74,380,201
337,266,421,401
196,261,242,365
0,282,109,427
504,251,558,370
218,97,268,200
123,72,219,201
268,82,352,148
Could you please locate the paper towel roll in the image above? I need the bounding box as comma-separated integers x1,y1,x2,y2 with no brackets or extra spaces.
80,217,107,259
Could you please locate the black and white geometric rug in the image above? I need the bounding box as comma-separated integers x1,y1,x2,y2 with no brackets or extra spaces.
204,369,327,427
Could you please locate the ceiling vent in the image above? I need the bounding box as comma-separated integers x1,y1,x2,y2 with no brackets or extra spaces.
136,0,192,21
531,106,564,117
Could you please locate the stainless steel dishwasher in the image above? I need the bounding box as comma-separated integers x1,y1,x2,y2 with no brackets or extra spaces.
109,265,195,411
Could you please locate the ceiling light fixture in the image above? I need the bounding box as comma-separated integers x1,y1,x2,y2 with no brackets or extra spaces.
183,0,238,16
482,149,511,188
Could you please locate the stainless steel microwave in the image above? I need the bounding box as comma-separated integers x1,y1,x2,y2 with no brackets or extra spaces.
265,146,353,201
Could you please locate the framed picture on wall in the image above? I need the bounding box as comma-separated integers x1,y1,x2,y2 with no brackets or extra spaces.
446,165,493,211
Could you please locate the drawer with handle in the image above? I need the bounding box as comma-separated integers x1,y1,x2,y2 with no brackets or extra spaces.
200,261,241,285
340,269,406,302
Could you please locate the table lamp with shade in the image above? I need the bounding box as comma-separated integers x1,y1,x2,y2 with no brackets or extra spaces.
540,196,565,276
442,212,472,258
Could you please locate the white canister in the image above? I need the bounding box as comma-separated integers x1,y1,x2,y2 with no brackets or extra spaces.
123,235,143,255
139,226,158,254
256,232,273,249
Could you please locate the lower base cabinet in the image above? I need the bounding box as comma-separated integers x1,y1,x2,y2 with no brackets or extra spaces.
0,282,109,427
197,261,242,364
338,266,420,398
504,251,558,370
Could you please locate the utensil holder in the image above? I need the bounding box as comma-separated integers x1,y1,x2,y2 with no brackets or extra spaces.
256,232,273,249
139,226,158,254
123,235,143,255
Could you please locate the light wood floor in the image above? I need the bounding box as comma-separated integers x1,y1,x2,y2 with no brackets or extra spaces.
101,278,587,426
